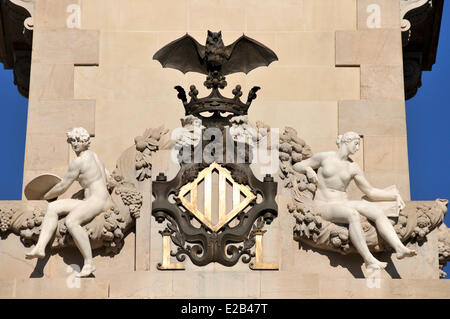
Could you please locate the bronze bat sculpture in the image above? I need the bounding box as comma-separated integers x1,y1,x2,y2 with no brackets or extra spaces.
153,30,278,76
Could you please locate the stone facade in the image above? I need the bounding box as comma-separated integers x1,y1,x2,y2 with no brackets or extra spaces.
0,0,448,298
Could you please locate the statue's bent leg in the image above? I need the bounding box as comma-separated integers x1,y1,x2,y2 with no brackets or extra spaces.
26,199,81,259
348,201,416,259
65,199,104,277
320,203,387,269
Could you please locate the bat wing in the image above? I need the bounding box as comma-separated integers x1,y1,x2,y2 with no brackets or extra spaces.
222,35,278,75
153,34,207,75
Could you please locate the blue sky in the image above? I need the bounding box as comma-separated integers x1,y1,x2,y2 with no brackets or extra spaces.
0,4,448,277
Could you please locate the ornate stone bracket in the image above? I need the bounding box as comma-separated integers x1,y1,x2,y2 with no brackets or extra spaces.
400,0,443,100
400,0,431,33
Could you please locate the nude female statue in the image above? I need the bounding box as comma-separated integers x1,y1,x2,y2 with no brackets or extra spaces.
293,131,416,269
26,127,111,277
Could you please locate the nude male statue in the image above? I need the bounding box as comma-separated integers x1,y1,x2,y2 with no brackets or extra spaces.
26,127,111,277
293,131,416,269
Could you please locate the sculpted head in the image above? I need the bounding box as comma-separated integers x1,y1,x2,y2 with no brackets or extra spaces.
336,131,360,155
207,30,222,43
67,127,91,153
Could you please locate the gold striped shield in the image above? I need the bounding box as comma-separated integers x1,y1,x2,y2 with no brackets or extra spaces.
176,162,256,232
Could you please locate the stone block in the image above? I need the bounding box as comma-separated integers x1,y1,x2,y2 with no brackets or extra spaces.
363,135,409,172
73,65,98,100
149,217,166,271
336,29,402,66
248,101,338,148
100,32,159,66
172,271,261,298
262,216,281,264
213,263,252,272
387,279,416,298
246,66,360,101
24,133,70,171
405,279,450,298
0,280,15,298
73,66,186,101
245,0,304,32
303,0,357,31
0,233,52,280
338,100,406,136
388,229,440,279
306,137,341,155
81,100,182,171
29,64,74,100
276,196,298,271
277,32,335,66
157,31,196,49
32,29,99,65
291,241,370,279
81,0,188,31
318,277,390,298
27,100,96,136
121,0,188,31
14,278,109,298
365,171,410,200
260,272,320,298
80,0,122,30
136,180,152,271
361,65,404,100
44,234,136,279
357,0,401,30
188,0,245,31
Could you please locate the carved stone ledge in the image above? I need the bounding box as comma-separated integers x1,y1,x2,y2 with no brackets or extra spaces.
0,0,34,98
400,0,431,35
8,0,34,30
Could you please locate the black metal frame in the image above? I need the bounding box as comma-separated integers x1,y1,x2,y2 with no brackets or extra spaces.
152,164,277,267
